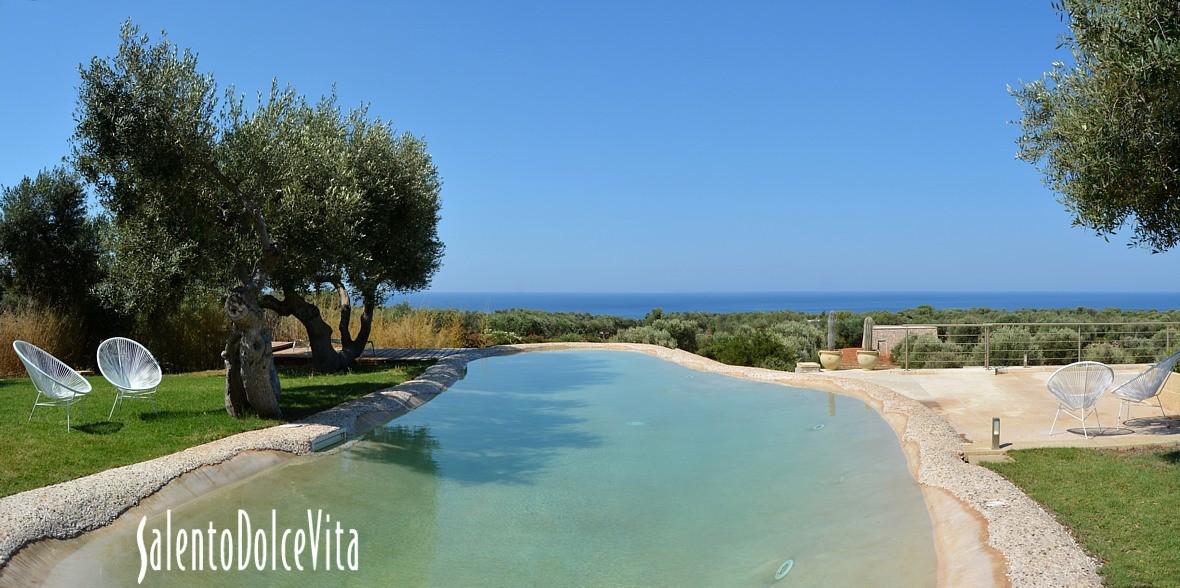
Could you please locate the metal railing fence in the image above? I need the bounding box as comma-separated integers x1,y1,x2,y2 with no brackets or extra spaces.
890,322,1179,370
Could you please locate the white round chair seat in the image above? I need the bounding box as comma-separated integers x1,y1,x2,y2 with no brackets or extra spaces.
97,337,162,418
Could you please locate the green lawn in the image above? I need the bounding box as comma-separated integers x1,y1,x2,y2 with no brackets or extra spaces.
984,446,1180,587
0,364,425,498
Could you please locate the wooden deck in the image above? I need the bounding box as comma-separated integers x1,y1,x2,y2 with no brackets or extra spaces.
272,343,464,365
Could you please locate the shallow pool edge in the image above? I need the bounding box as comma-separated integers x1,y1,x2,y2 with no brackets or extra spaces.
0,343,1101,588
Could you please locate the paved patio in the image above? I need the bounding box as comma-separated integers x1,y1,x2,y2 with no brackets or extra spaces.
827,365,1180,456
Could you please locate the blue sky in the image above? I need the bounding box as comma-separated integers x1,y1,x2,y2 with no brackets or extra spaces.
2,1,1177,292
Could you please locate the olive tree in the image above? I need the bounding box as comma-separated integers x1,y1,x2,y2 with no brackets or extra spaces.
74,23,443,417
1013,0,1180,252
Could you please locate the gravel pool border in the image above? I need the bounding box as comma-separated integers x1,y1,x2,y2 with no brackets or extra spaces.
0,343,1100,587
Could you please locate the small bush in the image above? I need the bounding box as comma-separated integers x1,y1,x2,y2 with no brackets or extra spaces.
613,326,677,349
485,309,635,340
1032,328,1080,365
699,328,797,371
890,334,972,368
1084,342,1134,365
990,326,1039,367
766,321,824,363
650,318,700,352
134,296,228,372
1116,336,1156,363
482,330,522,346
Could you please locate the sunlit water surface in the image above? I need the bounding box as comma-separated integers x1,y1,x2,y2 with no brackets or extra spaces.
45,350,936,587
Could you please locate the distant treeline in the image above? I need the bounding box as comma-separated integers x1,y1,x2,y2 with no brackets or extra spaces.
7,300,1176,377
473,305,1180,371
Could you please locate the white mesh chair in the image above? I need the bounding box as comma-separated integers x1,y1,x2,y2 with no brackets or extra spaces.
1047,361,1114,438
13,340,93,430
97,337,162,419
1112,349,1180,422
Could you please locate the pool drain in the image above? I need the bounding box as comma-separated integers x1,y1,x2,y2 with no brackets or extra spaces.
774,559,795,581
810,424,825,431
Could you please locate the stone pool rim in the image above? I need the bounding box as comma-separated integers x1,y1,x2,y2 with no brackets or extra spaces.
0,343,1100,587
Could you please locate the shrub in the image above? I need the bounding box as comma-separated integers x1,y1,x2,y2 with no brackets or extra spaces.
1032,328,1079,365
989,326,1039,367
133,295,228,372
482,330,522,346
1117,336,1156,363
1084,342,1134,365
613,326,677,349
890,334,972,368
650,318,700,352
766,321,823,363
699,328,797,371
484,309,635,340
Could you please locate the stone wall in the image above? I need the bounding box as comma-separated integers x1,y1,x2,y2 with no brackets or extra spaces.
872,325,938,360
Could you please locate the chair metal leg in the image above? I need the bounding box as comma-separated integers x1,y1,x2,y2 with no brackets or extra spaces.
108,389,122,420
1157,396,1167,418
28,391,41,422
1091,406,1102,437
66,400,71,432
1049,406,1062,435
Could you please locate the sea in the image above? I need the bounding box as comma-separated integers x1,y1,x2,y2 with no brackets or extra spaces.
388,291,1180,319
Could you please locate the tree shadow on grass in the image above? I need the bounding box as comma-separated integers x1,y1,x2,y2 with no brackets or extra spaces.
138,409,226,422
280,380,401,421
74,421,124,435
134,378,403,423
1158,451,1180,465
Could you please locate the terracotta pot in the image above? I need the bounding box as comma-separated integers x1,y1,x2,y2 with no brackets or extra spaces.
857,350,879,370
818,350,841,371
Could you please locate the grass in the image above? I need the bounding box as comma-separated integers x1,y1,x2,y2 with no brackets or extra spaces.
0,364,426,498
984,446,1180,587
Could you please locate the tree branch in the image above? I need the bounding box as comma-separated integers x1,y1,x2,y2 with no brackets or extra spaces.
198,158,279,285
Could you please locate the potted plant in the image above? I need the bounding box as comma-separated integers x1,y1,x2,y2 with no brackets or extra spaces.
857,317,879,370
818,311,841,370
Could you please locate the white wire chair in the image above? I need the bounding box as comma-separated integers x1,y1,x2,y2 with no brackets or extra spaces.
1111,349,1180,422
13,340,93,431
97,337,163,419
1047,361,1114,438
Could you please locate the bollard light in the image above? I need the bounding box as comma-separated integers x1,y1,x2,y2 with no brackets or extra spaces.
991,417,1001,450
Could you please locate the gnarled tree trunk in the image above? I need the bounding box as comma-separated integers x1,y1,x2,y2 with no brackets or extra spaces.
261,283,377,373
223,285,282,418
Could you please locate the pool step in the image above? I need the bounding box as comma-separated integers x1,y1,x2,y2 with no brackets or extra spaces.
795,362,821,373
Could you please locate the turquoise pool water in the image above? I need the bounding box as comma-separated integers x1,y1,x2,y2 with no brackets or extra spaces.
45,350,936,587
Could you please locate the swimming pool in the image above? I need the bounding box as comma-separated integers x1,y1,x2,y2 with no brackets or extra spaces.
38,349,936,586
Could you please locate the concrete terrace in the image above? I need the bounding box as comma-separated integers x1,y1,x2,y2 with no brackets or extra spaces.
827,365,1180,457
